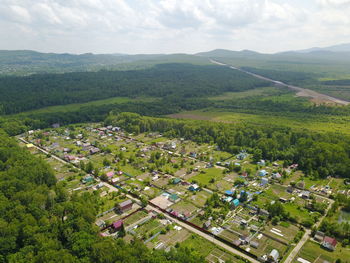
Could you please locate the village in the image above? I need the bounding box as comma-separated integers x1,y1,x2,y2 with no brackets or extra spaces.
19,123,350,263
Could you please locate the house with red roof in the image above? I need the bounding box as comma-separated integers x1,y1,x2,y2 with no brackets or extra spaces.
111,220,123,232
322,236,337,251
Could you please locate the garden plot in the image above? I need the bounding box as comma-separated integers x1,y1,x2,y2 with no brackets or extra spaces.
182,171,199,181
296,240,350,263
218,229,240,243
187,190,212,208
132,218,164,240
152,176,171,189
123,210,150,227
170,200,199,216
248,234,289,259
153,228,190,250
263,222,299,244
141,185,162,199
206,248,245,263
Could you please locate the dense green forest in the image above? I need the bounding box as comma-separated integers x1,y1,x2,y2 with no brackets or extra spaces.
105,112,350,179
0,129,205,262
0,63,267,114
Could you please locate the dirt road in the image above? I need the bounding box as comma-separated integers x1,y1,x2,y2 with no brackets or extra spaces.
210,59,350,106
148,204,259,263
284,197,334,263
18,137,69,165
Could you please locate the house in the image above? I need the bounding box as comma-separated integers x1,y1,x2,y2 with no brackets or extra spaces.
233,239,242,246
258,170,268,176
232,199,240,207
63,148,71,153
257,160,266,166
82,175,94,184
236,151,248,160
296,181,305,189
189,152,197,158
90,147,100,155
189,184,200,191
117,199,133,213
240,219,247,226
250,241,259,249
322,236,337,251
279,197,288,203
204,220,211,229
225,190,234,196
259,209,269,216
301,190,311,199
261,177,269,186
286,185,294,193
172,178,181,184
106,171,115,178
269,249,279,262
314,231,325,242
169,194,180,203
111,220,123,231
272,172,282,180
26,143,35,148
250,225,259,232
95,219,106,228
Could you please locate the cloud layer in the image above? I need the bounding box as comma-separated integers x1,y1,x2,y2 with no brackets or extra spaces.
0,0,349,53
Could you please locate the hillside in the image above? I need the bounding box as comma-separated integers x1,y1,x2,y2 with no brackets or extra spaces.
0,50,209,75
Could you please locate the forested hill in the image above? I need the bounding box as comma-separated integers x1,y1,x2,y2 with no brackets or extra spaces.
0,50,209,75
0,63,268,114
0,129,203,262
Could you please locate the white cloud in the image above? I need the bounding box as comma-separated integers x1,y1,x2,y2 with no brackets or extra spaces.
0,0,349,53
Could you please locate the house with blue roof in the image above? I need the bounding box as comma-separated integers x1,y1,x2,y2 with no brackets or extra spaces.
258,170,268,176
225,190,234,196
232,199,240,207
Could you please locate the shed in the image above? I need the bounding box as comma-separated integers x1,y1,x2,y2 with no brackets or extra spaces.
189,184,200,191
269,249,279,262
117,199,133,212
250,241,259,248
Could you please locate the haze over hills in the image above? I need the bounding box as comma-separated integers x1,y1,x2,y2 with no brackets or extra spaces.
2,43,350,76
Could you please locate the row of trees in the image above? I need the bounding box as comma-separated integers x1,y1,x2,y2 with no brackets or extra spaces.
105,112,350,179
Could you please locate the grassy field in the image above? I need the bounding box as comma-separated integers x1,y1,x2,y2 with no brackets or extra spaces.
191,168,224,186
208,86,286,101
14,96,157,116
169,109,350,135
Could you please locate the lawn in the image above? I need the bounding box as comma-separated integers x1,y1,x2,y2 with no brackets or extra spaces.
191,168,224,186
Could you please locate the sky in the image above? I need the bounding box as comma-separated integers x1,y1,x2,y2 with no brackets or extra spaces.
1,0,350,54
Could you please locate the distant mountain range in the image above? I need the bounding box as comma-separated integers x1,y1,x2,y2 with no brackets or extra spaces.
1,42,350,76
293,43,350,53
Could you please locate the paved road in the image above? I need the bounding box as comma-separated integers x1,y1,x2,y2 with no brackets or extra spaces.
210,59,350,106
148,204,259,263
